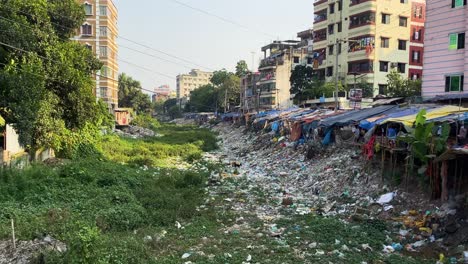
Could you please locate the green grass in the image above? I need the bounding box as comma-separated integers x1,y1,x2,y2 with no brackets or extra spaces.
101,124,218,167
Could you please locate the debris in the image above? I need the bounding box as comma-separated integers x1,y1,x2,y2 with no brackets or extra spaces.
377,192,396,205
181,253,191,259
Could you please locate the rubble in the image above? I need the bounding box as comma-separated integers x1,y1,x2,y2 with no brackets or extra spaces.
0,236,67,264
207,122,468,260
114,125,159,138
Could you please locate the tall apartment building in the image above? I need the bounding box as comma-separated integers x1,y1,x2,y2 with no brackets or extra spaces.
313,0,425,96
258,40,310,110
240,72,261,113
176,69,214,100
75,0,119,108
422,0,467,100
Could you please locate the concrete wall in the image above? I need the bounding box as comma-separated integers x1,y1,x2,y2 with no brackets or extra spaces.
5,125,23,155
422,0,467,98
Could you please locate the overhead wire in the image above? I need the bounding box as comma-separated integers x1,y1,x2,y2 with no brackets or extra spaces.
167,0,276,39
0,3,214,72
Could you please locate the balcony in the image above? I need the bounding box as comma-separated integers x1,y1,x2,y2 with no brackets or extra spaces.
349,12,375,29
314,0,328,6
313,29,327,43
350,0,375,6
314,12,327,24
259,57,284,70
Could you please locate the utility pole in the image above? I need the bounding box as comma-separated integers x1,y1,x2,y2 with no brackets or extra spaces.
224,87,228,113
334,39,340,112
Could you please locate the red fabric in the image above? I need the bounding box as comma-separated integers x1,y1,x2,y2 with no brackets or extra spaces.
363,135,376,160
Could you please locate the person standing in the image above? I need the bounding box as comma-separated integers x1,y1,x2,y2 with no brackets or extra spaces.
458,125,467,145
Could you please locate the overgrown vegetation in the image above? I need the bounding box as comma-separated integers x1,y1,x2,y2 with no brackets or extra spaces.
0,0,112,156
101,124,218,167
0,160,212,263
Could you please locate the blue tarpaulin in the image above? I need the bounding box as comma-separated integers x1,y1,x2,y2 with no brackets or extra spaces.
320,105,397,128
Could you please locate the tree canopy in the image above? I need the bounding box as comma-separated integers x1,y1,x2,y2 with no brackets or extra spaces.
118,73,152,114
0,0,110,154
386,70,422,98
235,60,249,77
186,84,218,112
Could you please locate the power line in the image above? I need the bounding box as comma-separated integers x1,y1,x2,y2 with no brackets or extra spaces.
168,0,276,39
118,57,175,80
119,44,193,70
0,3,214,71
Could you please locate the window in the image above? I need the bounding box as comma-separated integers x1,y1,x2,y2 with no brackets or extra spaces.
293,56,300,63
99,26,107,37
348,60,373,73
338,1,342,11
400,0,407,3
381,37,389,48
379,61,389,72
413,6,423,18
413,29,422,40
412,74,420,80
99,5,108,16
337,22,342,32
101,66,108,77
84,3,92,15
379,84,387,95
329,3,335,14
338,43,342,54
449,33,465,50
412,51,420,63
381,14,390,24
398,39,407,50
350,12,376,28
100,46,108,57
328,24,334,35
81,24,92,35
328,45,334,55
100,87,108,98
445,75,464,91
326,66,334,77
307,57,314,64
397,63,406,73
348,36,375,52
399,16,408,27
452,0,467,8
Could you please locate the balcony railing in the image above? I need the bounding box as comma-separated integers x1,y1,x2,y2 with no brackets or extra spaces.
314,13,327,23
259,58,284,69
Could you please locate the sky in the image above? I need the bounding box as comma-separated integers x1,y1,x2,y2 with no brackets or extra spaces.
113,0,313,93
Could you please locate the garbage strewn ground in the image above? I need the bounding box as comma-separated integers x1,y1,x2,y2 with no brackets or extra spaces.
195,122,468,263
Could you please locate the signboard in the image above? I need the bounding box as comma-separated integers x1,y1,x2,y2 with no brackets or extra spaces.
349,89,363,109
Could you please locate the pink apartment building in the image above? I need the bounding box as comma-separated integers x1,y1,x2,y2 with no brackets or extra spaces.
422,0,467,101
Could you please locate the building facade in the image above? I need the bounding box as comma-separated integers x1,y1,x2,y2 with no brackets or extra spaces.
75,0,119,108
258,40,310,110
422,0,467,99
152,85,172,102
313,0,425,96
176,69,214,101
240,72,261,113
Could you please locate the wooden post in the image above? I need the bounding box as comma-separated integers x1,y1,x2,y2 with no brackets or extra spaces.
11,218,16,250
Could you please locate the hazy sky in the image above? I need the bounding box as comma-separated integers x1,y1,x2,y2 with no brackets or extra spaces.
114,0,313,92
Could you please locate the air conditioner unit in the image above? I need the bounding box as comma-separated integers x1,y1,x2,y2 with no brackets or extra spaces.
390,62,398,68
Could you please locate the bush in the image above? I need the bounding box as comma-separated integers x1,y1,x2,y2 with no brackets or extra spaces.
131,114,160,130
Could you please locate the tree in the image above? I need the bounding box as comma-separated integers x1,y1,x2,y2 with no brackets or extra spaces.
235,60,249,77
290,65,315,104
187,84,217,112
210,70,240,112
118,73,152,114
0,0,109,154
163,98,178,113
386,70,422,98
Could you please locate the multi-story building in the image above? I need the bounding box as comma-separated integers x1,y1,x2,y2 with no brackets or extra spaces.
152,85,171,102
313,0,425,96
176,69,214,101
422,0,467,101
258,40,310,110
240,72,261,113
75,0,119,108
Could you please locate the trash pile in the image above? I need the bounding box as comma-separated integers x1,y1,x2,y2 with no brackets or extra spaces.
114,125,158,138
210,122,468,260
0,235,66,264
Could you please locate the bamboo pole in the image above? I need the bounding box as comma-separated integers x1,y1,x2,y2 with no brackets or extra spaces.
11,218,16,250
